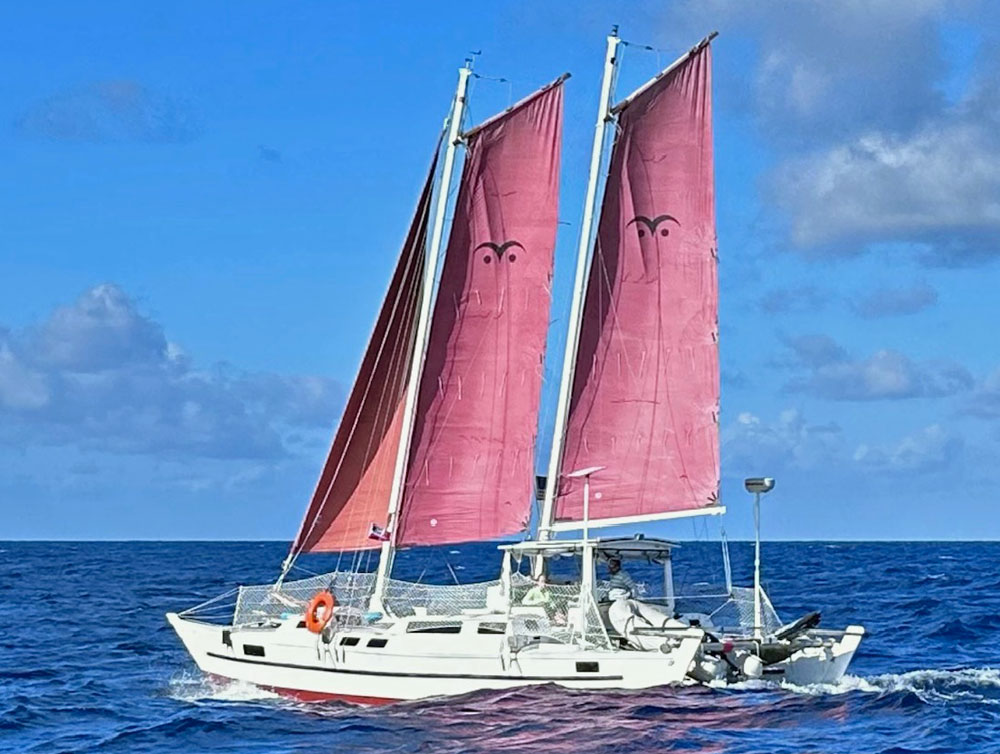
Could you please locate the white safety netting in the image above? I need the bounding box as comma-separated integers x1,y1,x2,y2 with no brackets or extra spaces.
181,571,378,627
382,576,514,618
672,585,783,637
181,570,613,650
509,580,611,650
181,571,783,641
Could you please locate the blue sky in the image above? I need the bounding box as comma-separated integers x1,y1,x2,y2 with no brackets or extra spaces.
2,1,999,541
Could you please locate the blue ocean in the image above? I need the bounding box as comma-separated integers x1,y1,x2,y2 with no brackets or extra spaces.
2,540,999,753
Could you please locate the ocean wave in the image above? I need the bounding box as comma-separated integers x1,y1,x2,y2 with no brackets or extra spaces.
866,667,1000,706
7,541,1000,753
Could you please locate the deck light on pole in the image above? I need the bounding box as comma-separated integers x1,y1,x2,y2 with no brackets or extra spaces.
744,477,775,641
566,466,606,542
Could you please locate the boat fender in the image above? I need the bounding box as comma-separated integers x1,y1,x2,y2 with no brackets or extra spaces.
305,590,336,634
740,654,763,679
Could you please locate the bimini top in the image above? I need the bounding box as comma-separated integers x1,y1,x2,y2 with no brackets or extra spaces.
500,536,677,563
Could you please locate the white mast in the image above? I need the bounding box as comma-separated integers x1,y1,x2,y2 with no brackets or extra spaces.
537,29,620,541
371,60,473,610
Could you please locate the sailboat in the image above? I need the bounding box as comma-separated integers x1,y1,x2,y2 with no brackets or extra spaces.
168,29,863,704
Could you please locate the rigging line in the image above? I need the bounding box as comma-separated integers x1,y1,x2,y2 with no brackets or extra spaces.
620,38,675,55
336,271,416,573
335,294,406,573
472,73,513,108
338,280,420,573
445,559,461,585
292,221,426,557
289,146,441,568
298,239,420,567
344,248,423,561
376,274,424,544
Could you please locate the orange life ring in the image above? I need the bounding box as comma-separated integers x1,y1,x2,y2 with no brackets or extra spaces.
305,590,336,634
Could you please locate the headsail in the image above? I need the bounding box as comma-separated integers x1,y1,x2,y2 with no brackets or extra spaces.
289,153,437,554
396,78,566,546
554,42,719,524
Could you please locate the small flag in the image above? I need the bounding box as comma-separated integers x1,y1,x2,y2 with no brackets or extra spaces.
368,523,390,542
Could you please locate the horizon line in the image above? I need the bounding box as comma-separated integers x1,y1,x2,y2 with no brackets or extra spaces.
3,538,999,544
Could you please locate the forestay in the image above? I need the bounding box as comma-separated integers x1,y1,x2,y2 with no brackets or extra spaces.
288,154,438,554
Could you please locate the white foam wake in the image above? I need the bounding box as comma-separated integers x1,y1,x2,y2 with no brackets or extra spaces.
866,667,1000,705
167,671,280,704
738,667,1000,705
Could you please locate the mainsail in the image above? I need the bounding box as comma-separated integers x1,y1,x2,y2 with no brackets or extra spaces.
289,154,437,553
397,79,565,546
290,76,565,557
554,43,719,524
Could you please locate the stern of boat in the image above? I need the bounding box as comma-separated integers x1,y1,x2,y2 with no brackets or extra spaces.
780,624,865,686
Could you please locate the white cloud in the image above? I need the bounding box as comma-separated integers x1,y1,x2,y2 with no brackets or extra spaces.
658,1,1000,265
0,338,49,410
0,285,343,459
758,285,831,315
773,114,1000,258
30,284,169,370
722,408,843,472
851,282,938,318
725,409,963,479
664,0,954,133
780,334,973,401
15,80,201,144
963,368,1000,419
853,424,961,473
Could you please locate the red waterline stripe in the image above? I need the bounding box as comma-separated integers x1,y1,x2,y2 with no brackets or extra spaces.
206,671,399,706
267,684,399,705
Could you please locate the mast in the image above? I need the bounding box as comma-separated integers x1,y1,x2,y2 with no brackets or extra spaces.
537,29,620,541
371,60,473,608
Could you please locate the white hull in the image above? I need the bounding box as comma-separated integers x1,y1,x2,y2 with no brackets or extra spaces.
688,627,866,687
772,627,866,686
167,611,704,704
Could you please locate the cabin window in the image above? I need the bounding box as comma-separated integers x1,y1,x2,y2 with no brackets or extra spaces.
477,622,506,635
576,661,599,673
243,644,266,657
406,621,462,634
339,636,360,646
367,638,389,648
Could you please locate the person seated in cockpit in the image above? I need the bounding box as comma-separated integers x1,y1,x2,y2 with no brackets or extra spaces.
602,557,635,601
522,574,552,607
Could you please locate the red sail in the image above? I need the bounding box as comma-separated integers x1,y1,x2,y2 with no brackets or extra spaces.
397,80,565,546
289,156,436,553
556,45,719,522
